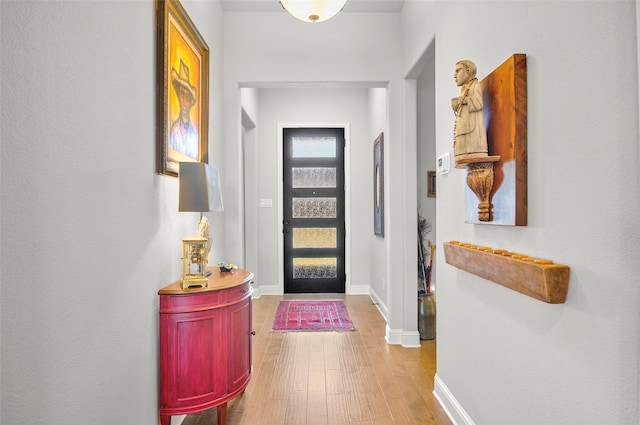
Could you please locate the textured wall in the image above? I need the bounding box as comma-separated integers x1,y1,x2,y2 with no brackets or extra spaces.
253,87,372,294
223,11,413,338
402,1,640,424
0,1,224,423
3,1,637,424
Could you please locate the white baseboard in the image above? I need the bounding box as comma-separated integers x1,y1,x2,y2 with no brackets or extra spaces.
384,327,421,348
385,325,403,345
251,284,369,296
370,289,419,348
251,286,262,298
257,285,281,295
402,330,421,348
368,288,388,322
433,374,476,425
347,284,370,295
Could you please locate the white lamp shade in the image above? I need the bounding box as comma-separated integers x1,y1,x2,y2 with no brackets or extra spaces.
179,162,224,212
280,0,348,23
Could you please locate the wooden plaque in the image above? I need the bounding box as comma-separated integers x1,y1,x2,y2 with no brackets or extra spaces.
443,242,569,304
465,54,527,225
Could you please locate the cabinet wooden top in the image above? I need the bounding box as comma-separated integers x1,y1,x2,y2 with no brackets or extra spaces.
158,268,254,295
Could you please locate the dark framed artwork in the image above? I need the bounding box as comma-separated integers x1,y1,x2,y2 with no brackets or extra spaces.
157,0,209,177
373,132,384,237
427,171,436,197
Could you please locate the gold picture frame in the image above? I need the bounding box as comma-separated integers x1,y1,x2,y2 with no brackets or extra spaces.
427,171,436,197
156,0,209,177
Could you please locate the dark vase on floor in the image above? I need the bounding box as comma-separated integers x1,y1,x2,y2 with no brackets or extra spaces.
418,292,436,340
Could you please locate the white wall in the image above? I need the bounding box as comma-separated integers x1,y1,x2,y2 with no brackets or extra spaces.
241,88,259,290
402,1,640,424
0,1,224,423
368,87,390,313
223,11,401,272
248,87,372,295
224,11,421,345
416,53,437,287
4,2,635,424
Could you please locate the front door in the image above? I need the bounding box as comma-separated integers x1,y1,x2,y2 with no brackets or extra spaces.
283,127,345,293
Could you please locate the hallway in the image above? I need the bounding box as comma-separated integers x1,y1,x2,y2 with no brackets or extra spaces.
183,294,451,425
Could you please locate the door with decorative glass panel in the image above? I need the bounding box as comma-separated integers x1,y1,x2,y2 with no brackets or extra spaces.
283,128,345,293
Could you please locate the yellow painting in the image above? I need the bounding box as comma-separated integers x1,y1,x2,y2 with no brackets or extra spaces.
157,0,209,177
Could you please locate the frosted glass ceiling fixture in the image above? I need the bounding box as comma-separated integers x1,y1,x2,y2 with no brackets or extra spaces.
279,0,348,23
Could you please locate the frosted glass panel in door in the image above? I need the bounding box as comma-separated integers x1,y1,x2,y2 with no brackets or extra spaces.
292,136,336,158
292,197,337,218
293,258,338,279
293,228,337,249
292,167,337,188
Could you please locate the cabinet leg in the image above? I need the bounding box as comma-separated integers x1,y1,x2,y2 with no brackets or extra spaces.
217,403,227,425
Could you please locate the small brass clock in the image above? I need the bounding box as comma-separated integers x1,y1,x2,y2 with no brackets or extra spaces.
181,236,209,289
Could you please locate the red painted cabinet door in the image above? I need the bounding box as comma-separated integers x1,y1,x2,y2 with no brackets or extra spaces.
159,308,226,410
227,297,252,392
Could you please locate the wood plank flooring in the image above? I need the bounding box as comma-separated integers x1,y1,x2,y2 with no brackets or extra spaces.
182,294,452,425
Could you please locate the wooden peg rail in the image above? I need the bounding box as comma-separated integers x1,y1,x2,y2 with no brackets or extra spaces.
443,241,570,304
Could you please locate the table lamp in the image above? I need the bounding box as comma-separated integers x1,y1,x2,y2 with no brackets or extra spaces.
178,162,224,288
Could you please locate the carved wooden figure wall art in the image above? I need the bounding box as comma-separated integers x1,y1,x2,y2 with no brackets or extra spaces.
452,54,528,225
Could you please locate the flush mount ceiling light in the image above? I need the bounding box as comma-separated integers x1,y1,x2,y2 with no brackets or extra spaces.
279,0,348,23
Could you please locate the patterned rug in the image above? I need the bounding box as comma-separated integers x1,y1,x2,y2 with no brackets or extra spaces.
272,300,355,332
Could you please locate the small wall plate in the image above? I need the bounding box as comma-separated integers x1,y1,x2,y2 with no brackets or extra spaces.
437,152,450,174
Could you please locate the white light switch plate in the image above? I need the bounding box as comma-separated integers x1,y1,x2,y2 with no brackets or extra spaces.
437,153,450,174
259,198,273,208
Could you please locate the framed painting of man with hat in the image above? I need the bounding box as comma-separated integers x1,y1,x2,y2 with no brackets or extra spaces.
157,0,209,177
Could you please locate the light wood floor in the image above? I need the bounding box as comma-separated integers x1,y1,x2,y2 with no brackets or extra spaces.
182,294,452,425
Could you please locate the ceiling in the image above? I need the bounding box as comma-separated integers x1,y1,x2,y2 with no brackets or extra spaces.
220,0,406,13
